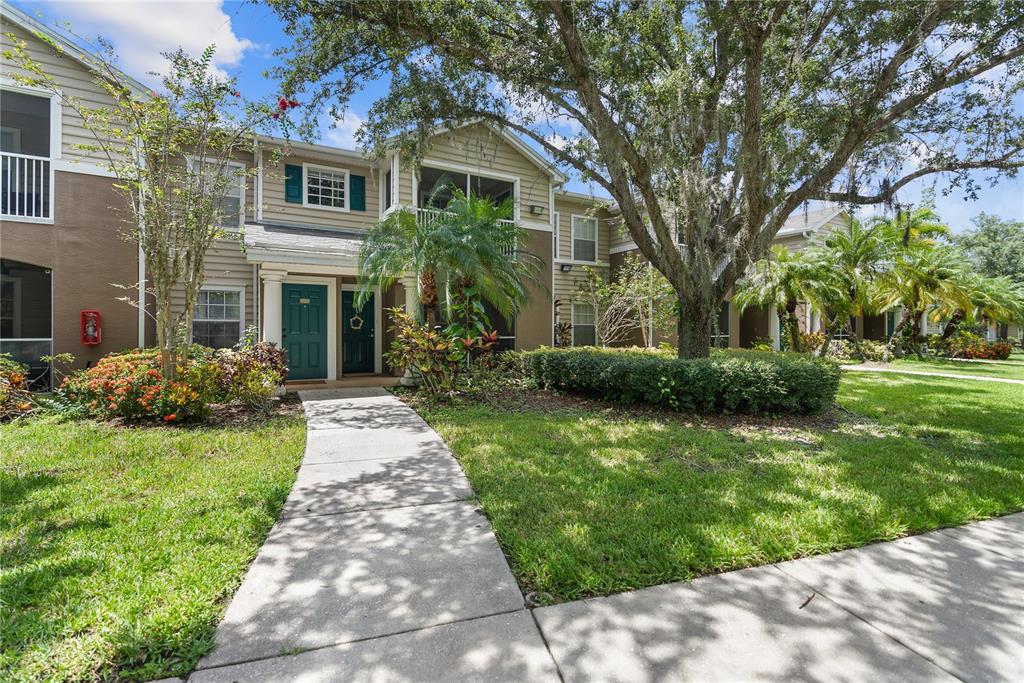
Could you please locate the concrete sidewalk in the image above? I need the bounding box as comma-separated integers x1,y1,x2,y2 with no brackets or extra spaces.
842,363,1024,384
189,388,1024,682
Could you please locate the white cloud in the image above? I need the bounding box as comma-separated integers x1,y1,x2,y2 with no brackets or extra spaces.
36,0,254,83
322,111,365,150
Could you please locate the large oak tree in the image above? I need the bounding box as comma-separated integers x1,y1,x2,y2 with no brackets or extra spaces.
269,0,1024,357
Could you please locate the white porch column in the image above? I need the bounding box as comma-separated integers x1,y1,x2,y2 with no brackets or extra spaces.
260,269,288,345
401,275,419,319
399,275,419,386
768,304,781,350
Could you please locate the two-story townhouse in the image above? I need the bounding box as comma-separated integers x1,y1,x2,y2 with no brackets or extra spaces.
1,3,153,385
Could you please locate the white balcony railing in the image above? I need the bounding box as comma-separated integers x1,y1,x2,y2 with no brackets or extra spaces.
2,151,53,221
415,206,516,255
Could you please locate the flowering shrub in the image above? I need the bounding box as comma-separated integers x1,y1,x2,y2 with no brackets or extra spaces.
215,340,289,414
62,349,217,422
1,354,34,422
61,342,289,422
932,331,1013,360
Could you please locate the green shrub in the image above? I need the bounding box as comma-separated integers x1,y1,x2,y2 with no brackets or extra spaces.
856,339,886,362
526,347,840,414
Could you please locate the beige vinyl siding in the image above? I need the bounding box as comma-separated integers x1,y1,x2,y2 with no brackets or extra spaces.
170,234,255,337
421,124,552,227
260,149,380,230
1,22,119,166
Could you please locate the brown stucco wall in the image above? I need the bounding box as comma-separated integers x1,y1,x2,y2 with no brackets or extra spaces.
1,171,140,369
516,228,553,350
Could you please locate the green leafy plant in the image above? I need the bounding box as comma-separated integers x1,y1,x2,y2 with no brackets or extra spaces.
527,347,840,415
384,307,467,396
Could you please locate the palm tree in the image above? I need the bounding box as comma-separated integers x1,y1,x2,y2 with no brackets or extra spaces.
873,206,950,249
807,217,891,356
356,187,544,329
875,244,968,359
733,245,835,352
935,272,1024,339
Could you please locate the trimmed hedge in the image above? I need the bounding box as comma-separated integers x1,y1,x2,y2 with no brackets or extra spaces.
526,347,841,415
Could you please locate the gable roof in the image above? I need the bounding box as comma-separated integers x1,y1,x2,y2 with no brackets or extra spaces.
391,119,569,184
777,205,849,237
1,1,150,97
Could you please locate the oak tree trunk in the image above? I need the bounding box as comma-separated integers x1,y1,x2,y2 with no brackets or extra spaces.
677,296,712,359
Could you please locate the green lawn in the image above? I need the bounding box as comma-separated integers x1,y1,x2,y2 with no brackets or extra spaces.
885,353,1024,380
418,374,1024,603
0,414,306,682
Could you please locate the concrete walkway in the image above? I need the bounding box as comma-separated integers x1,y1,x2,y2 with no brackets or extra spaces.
191,388,558,681
842,363,1024,384
189,389,1024,682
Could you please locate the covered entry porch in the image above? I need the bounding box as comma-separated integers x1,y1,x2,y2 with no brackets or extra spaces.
245,224,416,382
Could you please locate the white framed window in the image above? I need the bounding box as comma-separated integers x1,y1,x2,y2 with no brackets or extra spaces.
304,163,349,211
572,214,598,262
187,157,245,229
572,302,597,346
552,211,560,258
381,153,398,213
193,286,245,349
218,160,245,229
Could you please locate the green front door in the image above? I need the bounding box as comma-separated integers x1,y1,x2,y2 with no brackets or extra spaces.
282,284,328,380
342,290,375,373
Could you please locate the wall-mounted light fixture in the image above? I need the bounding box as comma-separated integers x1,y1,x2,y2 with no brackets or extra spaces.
560,263,573,273
529,204,544,215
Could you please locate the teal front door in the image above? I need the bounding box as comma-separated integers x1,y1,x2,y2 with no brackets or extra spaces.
282,284,328,380
342,290,375,373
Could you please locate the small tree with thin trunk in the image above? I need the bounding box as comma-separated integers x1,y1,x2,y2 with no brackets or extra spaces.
3,36,286,378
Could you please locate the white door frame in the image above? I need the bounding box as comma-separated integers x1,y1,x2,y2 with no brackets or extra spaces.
282,275,338,380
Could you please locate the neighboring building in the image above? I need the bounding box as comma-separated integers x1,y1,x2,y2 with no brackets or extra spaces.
1,4,152,385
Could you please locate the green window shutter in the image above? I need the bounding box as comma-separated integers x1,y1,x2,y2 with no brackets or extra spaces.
350,174,365,211
285,164,303,204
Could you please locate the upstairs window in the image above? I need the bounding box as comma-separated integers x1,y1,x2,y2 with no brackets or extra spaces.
217,161,245,228
193,288,243,349
305,165,348,211
572,215,598,262
0,90,51,157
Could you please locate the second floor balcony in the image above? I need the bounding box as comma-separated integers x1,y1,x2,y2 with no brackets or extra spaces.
2,151,52,221
1,88,55,222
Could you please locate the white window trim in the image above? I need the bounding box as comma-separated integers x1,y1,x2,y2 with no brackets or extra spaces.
571,213,598,263
0,80,60,224
571,301,597,346
302,162,350,213
380,153,399,216
193,284,246,346
185,156,246,230
417,159,521,222
552,211,560,259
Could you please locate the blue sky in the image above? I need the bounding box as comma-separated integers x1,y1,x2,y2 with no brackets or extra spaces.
13,0,1022,231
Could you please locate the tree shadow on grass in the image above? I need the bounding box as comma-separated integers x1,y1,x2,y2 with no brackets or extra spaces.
0,471,110,679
